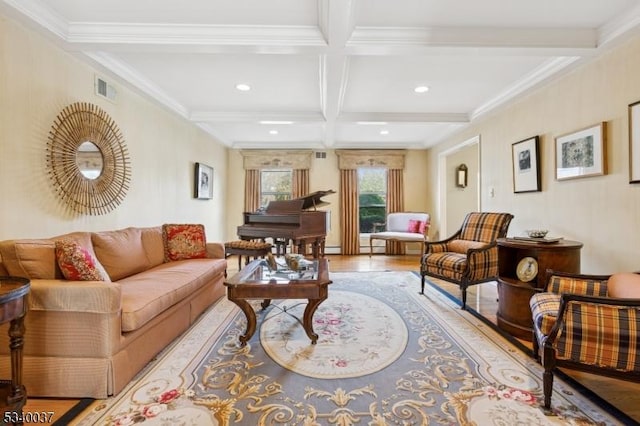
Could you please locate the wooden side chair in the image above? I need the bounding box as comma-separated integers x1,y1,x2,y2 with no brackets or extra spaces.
530,270,640,409
420,212,513,309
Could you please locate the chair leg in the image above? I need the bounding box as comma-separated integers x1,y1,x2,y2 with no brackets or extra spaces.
543,367,554,409
460,286,467,310
420,275,425,294
542,344,556,409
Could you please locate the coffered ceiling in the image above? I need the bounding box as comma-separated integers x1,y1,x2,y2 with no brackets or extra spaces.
3,0,640,149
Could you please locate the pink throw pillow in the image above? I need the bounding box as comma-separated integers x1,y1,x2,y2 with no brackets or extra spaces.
55,240,110,281
408,219,426,234
163,224,208,261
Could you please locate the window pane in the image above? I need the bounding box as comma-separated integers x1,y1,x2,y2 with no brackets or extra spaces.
261,169,292,207
358,168,387,233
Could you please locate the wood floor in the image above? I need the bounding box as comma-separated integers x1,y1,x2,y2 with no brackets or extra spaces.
24,254,640,423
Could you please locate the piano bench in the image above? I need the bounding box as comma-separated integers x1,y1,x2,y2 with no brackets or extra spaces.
225,240,273,270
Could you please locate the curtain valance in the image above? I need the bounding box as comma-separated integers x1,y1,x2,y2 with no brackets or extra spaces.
241,150,313,170
335,150,406,170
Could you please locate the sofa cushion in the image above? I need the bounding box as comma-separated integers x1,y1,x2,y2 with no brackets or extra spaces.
55,240,110,282
0,238,58,279
92,228,151,281
162,224,207,262
118,258,226,332
140,226,165,268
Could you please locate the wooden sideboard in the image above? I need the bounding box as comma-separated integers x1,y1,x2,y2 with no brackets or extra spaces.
496,238,583,340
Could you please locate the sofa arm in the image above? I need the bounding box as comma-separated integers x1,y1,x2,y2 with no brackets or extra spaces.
28,279,121,314
548,294,640,372
206,242,225,259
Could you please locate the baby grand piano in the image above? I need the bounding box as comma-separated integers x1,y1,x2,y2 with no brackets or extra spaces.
237,190,335,258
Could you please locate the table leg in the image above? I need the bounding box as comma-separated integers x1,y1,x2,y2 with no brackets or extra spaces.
302,297,326,344
228,298,256,346
260,299,271,309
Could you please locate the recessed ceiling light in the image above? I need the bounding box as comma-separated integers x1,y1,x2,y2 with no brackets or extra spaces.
235,83,251,91
414,86,429,93
269,129,279,135
260,120,293,125
380,130,389,135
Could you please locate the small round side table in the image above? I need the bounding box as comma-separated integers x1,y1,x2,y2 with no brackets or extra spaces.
0,276,30,425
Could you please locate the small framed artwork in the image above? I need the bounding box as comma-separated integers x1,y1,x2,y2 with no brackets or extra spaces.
629,101,640,183
194,162,214,199
511,136,541,193
555,122,606,181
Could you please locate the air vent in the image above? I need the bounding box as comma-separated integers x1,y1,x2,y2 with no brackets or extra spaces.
315,151,327,159
95,75,117,102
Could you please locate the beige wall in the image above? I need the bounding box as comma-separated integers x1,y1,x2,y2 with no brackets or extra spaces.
428,34,640,274
0,17,228,241
226,149,431,251
444,143,479,238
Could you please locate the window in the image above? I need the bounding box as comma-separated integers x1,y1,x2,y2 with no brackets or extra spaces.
358,168,387,233
260,169,292,207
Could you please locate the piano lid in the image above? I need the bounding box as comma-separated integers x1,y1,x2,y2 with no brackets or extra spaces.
295,189,336,210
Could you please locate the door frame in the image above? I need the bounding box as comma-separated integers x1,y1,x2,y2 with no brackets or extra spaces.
437,135,481,237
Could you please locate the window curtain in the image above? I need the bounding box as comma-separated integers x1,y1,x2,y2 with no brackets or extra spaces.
244,169,260,212
386,168,405,254
340,169,359,254
292,169,309,198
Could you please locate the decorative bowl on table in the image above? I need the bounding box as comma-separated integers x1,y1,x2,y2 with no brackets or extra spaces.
526,229,549,239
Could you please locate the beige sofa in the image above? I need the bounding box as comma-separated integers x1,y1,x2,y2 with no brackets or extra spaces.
0,225,227,398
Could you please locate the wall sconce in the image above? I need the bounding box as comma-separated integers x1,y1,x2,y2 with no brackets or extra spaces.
456,163,468,188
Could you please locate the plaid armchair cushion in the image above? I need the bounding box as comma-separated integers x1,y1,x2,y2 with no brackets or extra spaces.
421,252,466,281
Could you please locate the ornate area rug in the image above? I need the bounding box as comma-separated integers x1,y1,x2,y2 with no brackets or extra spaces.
73,271,626,425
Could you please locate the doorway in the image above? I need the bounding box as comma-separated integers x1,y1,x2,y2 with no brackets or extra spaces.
437,135,481,237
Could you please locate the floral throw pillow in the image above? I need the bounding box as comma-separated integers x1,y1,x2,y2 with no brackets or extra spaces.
55,240,111,281
162,224,207,262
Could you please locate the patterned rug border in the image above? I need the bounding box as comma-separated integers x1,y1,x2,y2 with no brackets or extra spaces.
70,270,635,425
419,272,637,425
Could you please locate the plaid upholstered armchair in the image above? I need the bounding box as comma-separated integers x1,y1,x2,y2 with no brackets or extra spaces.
420,212,513,309
530,271,640,409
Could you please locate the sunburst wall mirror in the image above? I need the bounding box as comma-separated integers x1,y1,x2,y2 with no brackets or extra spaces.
46,102,131,215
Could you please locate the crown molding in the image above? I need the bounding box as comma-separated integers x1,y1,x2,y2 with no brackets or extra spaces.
67,23,327,47
84,51,190,118
338,112,469,124
349,26,596,49
472,56,580,120
190,111,325,123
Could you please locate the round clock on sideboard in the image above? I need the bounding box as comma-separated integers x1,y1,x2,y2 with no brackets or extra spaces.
496,238,583,340
516,256,538,282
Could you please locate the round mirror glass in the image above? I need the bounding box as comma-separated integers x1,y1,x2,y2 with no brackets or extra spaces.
76,141,104,180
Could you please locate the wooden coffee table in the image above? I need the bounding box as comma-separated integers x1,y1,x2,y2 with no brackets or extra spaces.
224,258,331,346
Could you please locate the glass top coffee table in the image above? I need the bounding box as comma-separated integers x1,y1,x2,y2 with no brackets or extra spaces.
224,258,331,346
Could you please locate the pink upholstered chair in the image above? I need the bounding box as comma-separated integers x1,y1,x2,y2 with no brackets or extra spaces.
530,270,640,409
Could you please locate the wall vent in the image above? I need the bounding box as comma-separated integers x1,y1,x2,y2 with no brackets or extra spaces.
315,151,327,159
95,75,117,102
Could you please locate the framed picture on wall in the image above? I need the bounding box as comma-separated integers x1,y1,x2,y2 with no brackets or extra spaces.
511,136,541,193
194,162,214,199
555,123,606,181
629,101,640,183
